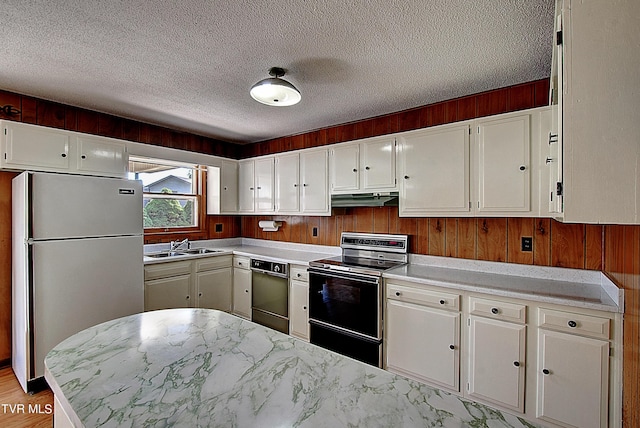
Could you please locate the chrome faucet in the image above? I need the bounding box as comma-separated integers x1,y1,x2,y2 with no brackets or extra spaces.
170,238,190,251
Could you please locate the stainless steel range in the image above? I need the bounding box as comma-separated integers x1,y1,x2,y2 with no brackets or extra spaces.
308,232,408,367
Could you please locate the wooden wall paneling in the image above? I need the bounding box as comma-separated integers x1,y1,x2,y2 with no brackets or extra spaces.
121,119,140,142
372,207,390,234
355,119,375,140
533,218,551,266
477,218,507,262
290,134,305,151
306,217,321,245
98,114,123,139
445,218,457,257
585,225,603,270
533,79,550,107
352,207,374,233
64,106,78,131
457,96,477,121
457,218,477,260
397,108,421,132
77,109,99,134
21,96,37,124
335,123,357,144
0,90,23,122
477,89,508,118
551,221,585,269
507,218,534,265
415,218,429,255
428,218,446,256
372,116,392,137
507,83,535,111
426,102,446,127
36,100,65,129
0,172,18,362
288,216,306,243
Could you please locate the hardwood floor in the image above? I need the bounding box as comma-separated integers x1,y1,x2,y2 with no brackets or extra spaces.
0,367,53,427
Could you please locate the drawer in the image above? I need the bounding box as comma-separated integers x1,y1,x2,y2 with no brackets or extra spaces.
290,265,309,282
386,283,460,311
233,256,250,269
469,296,527,324
144,260,191,281
195,255,232,272
538,308,610,340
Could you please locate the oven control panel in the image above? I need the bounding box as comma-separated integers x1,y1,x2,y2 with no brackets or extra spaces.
250,258,289,277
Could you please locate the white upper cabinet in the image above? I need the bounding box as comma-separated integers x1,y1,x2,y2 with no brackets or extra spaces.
475,114,531,214
254,157,275,212
553,0,640,224
238,159,256,213
330,136,397,194
275,152,300,213
1,120,128,178
300,148,330,215
398,124,471,216
220,159,239,214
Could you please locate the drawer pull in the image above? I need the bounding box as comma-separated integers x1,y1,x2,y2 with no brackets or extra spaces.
186,295,190,300
542,369,550,375
491,307,499,315
395,291,401,297
439,299,445,305
297,273,302,278
449,345,455,350
513,361,520,367
567,320,577,328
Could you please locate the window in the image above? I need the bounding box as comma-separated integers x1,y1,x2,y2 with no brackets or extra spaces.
128,156,204,231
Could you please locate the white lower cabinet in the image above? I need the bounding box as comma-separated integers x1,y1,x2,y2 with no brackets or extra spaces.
385,282,461,391
536,308,610,428
289,265,310,341
383,279,621,428
144,256,232,312
232,256,252,319
467,316,526,412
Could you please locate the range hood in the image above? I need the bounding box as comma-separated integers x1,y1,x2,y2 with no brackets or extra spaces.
331,192,399,208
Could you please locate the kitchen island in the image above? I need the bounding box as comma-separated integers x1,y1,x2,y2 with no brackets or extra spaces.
45,309,541,427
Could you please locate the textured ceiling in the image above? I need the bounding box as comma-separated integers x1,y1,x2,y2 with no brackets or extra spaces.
1,1,554,144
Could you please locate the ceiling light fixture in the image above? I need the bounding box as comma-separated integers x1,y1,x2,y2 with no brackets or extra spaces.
250,67,301,107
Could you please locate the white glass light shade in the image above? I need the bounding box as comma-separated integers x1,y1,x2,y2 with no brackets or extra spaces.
250,77,301,106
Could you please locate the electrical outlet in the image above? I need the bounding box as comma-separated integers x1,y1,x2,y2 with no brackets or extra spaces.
215,223,223,233
521,236,533,252
312,227,318,237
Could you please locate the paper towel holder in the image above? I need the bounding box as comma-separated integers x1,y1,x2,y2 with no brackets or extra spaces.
258,220,283,232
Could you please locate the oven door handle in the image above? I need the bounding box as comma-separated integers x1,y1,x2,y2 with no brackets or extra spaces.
308,268,380,284
309,319,381,343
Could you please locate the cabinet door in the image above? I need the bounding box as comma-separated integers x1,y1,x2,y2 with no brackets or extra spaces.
468,316,526,413
476,115,531,213
232,267,252,319
290,279,309,341
255,157,274,212
399,125,470,216
238,160,255,212
220,159,239,213
144,274,191,311
300,149,329,214
361,137,396,191
195,267,232,312
2,121,71,170
76,135,127,177
330,143,359,192
275,152,300,213
537,329,609,428
386,299,460,391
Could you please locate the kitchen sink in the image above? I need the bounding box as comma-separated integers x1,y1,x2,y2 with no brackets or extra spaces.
182,248,223,254
146,251,186,258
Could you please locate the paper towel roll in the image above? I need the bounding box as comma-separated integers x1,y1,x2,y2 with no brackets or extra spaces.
258,220,282,231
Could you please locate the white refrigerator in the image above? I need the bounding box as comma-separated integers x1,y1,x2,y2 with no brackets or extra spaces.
12,171,144,392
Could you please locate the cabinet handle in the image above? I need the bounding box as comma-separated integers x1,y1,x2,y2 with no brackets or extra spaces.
257,186,261,190
567,320,577,328
297,273,302,278
186,295,190,300
449,345,455,350
404,175,409,179
545,157,553,164
293,183,298,187
352,168,357,172
199,293,202,297
542,369,550,375
513,361,520,367
439,299,445,305
365,166,370,170
61,153,67,158
81,155,87,159
303,183,308,187
395,291,401,296
519,165,526,171
303,306,307,310
491,307,499,314
245,289,249,293
249,187,254,190
223,186,228,191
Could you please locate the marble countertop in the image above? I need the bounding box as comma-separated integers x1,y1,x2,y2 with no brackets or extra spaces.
45,309,541,428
